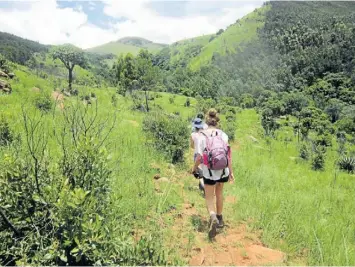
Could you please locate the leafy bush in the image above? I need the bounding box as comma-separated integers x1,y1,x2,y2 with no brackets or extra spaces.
338,156,355,173
0,102,171,266
34,93,53,112
222,111,237,141
314,133,332,147
299,143,309,160
261,108,279,137
311,146,326,171
143,112,189,163
131,92,146,112
169,96,174,104
0,117,15,146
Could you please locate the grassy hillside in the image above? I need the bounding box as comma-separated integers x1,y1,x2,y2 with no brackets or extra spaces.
0,31,49,65
153,4,270,71
87,37,167,56
169,35,213,67
189,4,270,70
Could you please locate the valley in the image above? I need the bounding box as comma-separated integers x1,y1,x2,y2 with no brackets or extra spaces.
1,1,355,266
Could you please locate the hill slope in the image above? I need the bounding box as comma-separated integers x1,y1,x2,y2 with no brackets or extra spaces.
87,37,167,56
189,4,269,70
153,4,270,71
0,31,49,65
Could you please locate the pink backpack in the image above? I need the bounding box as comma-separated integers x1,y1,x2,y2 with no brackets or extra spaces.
201,130,229,176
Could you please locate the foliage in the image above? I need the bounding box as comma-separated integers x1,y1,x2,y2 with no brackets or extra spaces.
0,31,48,65
0,116,15,146
143,112,189,163
338,156,355,173
51,45,87,92
299,143,309,160
261,108,279,137
311,145,326,171
34,93,53,112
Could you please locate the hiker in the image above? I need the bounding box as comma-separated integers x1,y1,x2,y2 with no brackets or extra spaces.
191,108,234,239
191,113,208,132
190,117,206,194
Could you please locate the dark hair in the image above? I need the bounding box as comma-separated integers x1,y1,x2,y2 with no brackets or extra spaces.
206,108,220,127
197,113,204,120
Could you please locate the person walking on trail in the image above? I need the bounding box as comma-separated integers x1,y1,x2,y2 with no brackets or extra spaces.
191,108,235,239
190,117,206,194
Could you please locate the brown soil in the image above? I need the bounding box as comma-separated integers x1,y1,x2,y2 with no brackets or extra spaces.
166,189,285,266
189,225,285,266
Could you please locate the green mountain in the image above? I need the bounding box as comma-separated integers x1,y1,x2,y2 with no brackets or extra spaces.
87,37,167,56
154,4,269,71
0,31,49,65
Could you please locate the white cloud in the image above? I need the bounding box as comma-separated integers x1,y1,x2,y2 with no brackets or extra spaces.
0,0,117,48
0,0,263,49
103,0,262,44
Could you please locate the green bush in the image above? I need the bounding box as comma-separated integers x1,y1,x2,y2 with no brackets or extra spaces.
314,133,332,147
169,96,174,104
34,93,53,112
0,117,15,146
299,143,309,160
143,112,189,163
338,156,355,173
311,146,326,171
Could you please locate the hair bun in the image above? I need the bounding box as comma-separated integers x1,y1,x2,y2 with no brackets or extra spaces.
208,108,217,118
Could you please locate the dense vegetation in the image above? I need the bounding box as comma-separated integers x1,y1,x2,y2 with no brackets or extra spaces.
1,1,355,266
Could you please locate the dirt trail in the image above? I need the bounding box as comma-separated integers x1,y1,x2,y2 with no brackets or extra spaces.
162,169,285,266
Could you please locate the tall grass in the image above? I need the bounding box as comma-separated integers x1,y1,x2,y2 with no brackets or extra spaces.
227,109,355,265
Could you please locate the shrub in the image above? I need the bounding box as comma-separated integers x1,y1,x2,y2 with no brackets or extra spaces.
143,112,189,163
311,146,325,171
314,134,332,147
0,117,15,146
169,96,174,104
299,143,309,160
34,93,53,112
184,98,191,107
338,156,355,173
131,92,146,112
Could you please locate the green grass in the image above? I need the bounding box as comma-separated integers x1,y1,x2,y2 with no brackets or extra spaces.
225,109,355,265
168,35,213,66
149,92,197,119
189,4,270,70
87,39,166,56
2,63,355,265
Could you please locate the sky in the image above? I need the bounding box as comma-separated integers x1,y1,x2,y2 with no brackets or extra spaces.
0,0,265,49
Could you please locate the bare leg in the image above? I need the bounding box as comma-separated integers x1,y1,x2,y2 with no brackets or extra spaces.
215,182,224,215
204,184,216,215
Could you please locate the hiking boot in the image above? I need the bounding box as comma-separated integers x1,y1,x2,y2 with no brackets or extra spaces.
216,214,224,228
208,214,219,239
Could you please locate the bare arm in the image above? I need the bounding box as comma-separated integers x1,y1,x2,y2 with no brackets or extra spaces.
228,146,234,182
192,154,202,173
190,135,194,149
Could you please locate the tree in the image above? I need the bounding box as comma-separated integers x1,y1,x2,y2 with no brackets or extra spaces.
120,53,137,95
136,50,159,112
51,45,87,92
